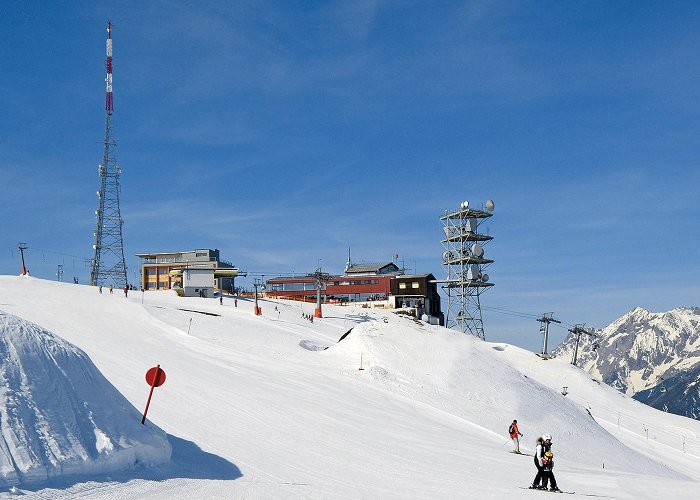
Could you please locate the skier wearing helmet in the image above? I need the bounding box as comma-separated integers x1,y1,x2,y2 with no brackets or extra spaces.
541,450,559,491
530,433,560,491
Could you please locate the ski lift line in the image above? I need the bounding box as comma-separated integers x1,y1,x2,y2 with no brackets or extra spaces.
471,305,593,332
480,306,540,319
4,246,92,261
244,271,303,278
481,306,535,319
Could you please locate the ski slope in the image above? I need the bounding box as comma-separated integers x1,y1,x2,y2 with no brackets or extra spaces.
0,275,699,499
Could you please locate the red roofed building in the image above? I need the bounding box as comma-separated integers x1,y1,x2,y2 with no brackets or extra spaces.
265,258,442,323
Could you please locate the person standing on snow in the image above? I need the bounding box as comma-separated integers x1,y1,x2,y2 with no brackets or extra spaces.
540,450,559,491
509,419,524,453
530,433,560,491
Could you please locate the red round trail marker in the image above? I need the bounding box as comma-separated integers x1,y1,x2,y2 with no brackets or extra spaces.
141,364,166,424
145,366,166,387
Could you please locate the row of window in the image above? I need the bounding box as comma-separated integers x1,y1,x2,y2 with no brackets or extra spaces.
269,282,318,292
330,279,380,286
269,279,382,292
141,256,183,264
145,268,172,276
398,282,420,289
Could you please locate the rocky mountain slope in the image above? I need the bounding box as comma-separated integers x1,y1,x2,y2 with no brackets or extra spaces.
553,307,700,418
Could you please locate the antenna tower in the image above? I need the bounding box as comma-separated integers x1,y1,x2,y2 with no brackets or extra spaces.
90,21,127,288
438,200,495,339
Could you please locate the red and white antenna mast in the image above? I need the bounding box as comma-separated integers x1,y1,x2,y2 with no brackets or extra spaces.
106,21,114,113
91,21,127,287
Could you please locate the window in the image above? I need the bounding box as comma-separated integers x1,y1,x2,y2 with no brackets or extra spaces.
146,268,157,276
399,282,407,289
412,282,419,289
281,282,311,292
196,252,207,257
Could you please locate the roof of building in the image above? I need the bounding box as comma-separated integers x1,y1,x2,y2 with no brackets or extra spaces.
345,262,400,274
394,273,436,280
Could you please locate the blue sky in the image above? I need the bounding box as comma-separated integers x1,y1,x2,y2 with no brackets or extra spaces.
1,1,699,350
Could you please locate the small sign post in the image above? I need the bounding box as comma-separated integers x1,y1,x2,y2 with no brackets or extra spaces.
141,364,166,425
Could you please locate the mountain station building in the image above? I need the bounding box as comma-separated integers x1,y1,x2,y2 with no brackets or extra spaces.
135,249,240,297
265,259,443,324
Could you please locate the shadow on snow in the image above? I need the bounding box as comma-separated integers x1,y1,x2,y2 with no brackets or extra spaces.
13,434,242,494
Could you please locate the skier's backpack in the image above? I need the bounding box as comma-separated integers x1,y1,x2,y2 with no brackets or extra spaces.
508,424,515,435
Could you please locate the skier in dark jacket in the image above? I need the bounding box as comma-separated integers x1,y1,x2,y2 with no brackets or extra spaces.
530,433,560,491
541,450,559,491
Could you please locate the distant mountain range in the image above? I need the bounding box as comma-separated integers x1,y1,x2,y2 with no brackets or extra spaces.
553,307,700,419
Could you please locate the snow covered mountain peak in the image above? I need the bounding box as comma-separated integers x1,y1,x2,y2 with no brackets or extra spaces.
554,306,700,409
0,310,171,488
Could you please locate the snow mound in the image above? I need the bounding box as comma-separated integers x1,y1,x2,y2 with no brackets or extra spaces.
0,311,171,487
324,318,681,477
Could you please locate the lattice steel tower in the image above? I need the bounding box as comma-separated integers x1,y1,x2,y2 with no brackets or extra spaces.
90,22,127,288
440,200,495,339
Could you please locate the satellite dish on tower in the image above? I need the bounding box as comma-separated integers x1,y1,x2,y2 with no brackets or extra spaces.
461,200,470,209
471,243,484,257
482,273,489,282
485,199,495,212
442,251,452,262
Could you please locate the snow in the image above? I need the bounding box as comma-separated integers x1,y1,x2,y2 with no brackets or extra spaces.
0,310,170,488
0,275,699,498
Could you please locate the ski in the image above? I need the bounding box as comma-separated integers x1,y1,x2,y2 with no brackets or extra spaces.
519,487,613,498
519,486,574,494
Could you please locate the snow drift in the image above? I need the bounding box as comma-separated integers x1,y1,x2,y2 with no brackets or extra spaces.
324,317,679,477
0,311,171,487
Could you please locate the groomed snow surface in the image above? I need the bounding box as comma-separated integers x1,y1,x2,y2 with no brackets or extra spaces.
0,276,699,499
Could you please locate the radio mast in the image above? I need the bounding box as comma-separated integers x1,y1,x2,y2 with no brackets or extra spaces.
90,21,127,287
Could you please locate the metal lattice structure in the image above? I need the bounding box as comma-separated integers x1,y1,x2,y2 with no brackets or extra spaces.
439,200,494,339
90,22,127,288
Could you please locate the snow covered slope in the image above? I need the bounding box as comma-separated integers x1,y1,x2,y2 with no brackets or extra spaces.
554,307,700,418
0,276,699,498
0,311,171,487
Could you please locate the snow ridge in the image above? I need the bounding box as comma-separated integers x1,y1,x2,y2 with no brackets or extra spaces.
0,311,171,487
